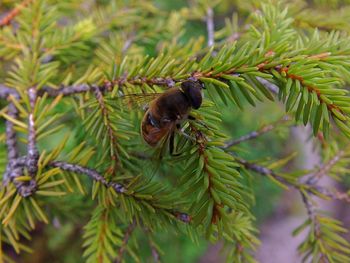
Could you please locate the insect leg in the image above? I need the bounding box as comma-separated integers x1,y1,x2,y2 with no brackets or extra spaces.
169,130,186,156
178,128,196,142
188,115,210,130
169,131,175,155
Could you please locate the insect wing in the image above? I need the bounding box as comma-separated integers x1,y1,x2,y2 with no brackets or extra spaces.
118,93,161,110
153,123,176,159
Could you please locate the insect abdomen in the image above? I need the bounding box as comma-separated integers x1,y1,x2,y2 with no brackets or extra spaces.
141,111,169,146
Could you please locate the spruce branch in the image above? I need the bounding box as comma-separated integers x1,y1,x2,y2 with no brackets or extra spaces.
296,189,350,262
1,84,99,98
0,0,33,28
258,53,348,127
142,228,161,262
4,156,37,197
304,147,347,185
40,84,109,97
192,128,222,224
115,220,136,263
300,193,326,260
0,90,37,196
49,161,126,193
93,85,120,167
26,87,39,178
107,77,176,89
223,116,291,148
49,161,191,223
236,157,350,203
238,153,350,259
1,1,350,261
312,185,350,204
275,65,338,112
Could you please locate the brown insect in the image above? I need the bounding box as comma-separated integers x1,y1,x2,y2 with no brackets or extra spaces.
141,79,203,153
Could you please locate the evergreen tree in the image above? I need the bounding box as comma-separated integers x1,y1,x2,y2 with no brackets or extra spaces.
1,0,350,262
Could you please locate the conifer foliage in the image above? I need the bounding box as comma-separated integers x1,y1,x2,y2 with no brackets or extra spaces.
1,0,350,262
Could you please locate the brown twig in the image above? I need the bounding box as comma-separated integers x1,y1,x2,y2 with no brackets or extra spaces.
115,221,136,263
2,90,37,196
301,192,321,236
40,84,95,96
143,228,161,263
93,85,120,169
236,157,350,204
0,50,336,102
223,116,291,149
300,192,328,262
26,88,39,178
49,160,192,223
49,161,126,193
236,158,293,187
0,0,33,28
304,148,346,185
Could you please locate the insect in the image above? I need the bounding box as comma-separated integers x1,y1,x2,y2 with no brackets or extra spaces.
141,79,204,154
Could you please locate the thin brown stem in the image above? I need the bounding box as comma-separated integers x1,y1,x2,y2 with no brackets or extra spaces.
49,161,126,193
93,86,120,168
115,221,136,263
50,161,191,222
26,88,39,178
0,0,33,28
223,116,290,149
305,148,346,185
300,192,328,262
236,156,350,204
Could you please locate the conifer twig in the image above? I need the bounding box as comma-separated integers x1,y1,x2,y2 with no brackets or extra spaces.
4,156,37,196
0,0,33,28
93,86,120,166
236,157,350,203
236,158,292,186
143,228,161,263
26,88,39,178
304,148,346,185
49,161,126,193
223,116,290,148
300,193,327,261
49,161,192,223
115,221,136,263
40,84,98,96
